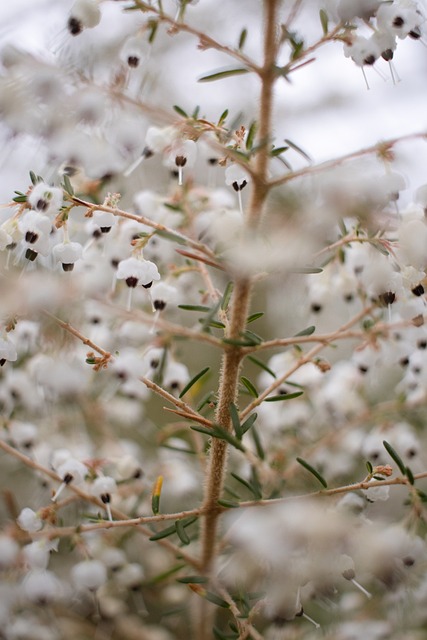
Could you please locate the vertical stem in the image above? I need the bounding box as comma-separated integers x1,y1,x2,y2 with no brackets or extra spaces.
196,1,280,632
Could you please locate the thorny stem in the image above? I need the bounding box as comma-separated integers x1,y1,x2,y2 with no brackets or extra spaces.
197,2,280,636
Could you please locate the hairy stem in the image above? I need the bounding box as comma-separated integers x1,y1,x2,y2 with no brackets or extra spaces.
196,1,280,635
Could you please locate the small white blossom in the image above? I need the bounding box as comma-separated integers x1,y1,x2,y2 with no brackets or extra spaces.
17,507,43,533
71,559,107,591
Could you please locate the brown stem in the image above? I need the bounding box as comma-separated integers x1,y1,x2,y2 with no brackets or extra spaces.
196,3,281,636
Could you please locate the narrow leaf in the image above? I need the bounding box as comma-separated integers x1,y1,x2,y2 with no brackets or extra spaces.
29,170,38,185
218,108,229,125
264,391,303,402
178,304,212,312
155,229,187,245
238,27,247,50
218,499,240,508
240,330,263,345
294,325,315,337
229,402,242,439
149,524,177,541
246,121,257,151
247,356,276,379
251,426,265,460
290,266,323,274
366,460,373,474
296,457,328,488
173,105,188,118
383,440,406,475
231,472,262,499
192,105,200,119
205,591,230,608
177,576,208,584
246,312,264,324
240,376,258,398
198,67,249,83
406,466,415,485
319,9,329,35
241,413,257,435
271,146,289,156
221,281,233,310
179,367,210,398
175,519,191,545
62,174,74,195
13,195,27,203
284,138,312,163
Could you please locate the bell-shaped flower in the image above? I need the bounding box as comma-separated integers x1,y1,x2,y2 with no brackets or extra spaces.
377,0,424,39
164,139,197,186
17,507,43,533
91,475,117,521
120,35,150,68
71,559,107,592
52,241,83,272
116,256,160,288
18,211,52,245
52,457,88,501
225,163,250,192
0,335,17,367
68,0,101,36
28,182,63,216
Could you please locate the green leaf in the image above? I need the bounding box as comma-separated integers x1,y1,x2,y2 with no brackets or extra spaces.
221,281,233,310
229,402,242,439
197,391,216,412
241,413,257,435
178,304,212,312
246,312,264,324
294,325,315,337
155,229,188,245
296,457,328,488
213,627,238,640
29,170,38,185
251,426,265,460
148,20,158,43
149,523,177,541
190,425,246,452
218,499,240,509
246,121,257,151
201,320,225,329
218,109,229,126
264,391,303,402
205,592,230,608
62,174,74,196
240,376,258,398
12,195,27,203
290,266,323,274
406,466,415,485
175,519,191,545
319,8,329,35
366,460,373,474
146,563,187,585
284,138,312,163
173,104,188,118
271,145,289,156
238,27,247,50
231,471,262,499
198,67,249,83
247,356,276,379
192,105,200,119
383,440,406,475
177,575,208,584
240,330,263,345
179,367,210,398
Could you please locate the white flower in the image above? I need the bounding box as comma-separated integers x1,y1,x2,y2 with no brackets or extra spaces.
28,183,63,216
120,35,150,68
18,211,52,244
225,164,250,191
150,282,178,311
91,475,117,499
114,562,144,589
23,570,62,604
343,35,381,67
52,241,83,271
0,336,17,367
17,508,43,533
92,209,116,232
116,256,160,288
0,535,19,568
71,559,107,591
145,126,177,154
377,0,424,39
68,0,101,35
22,539,59,569
8,421,38,449
163,139,197,170
362,483,390,502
